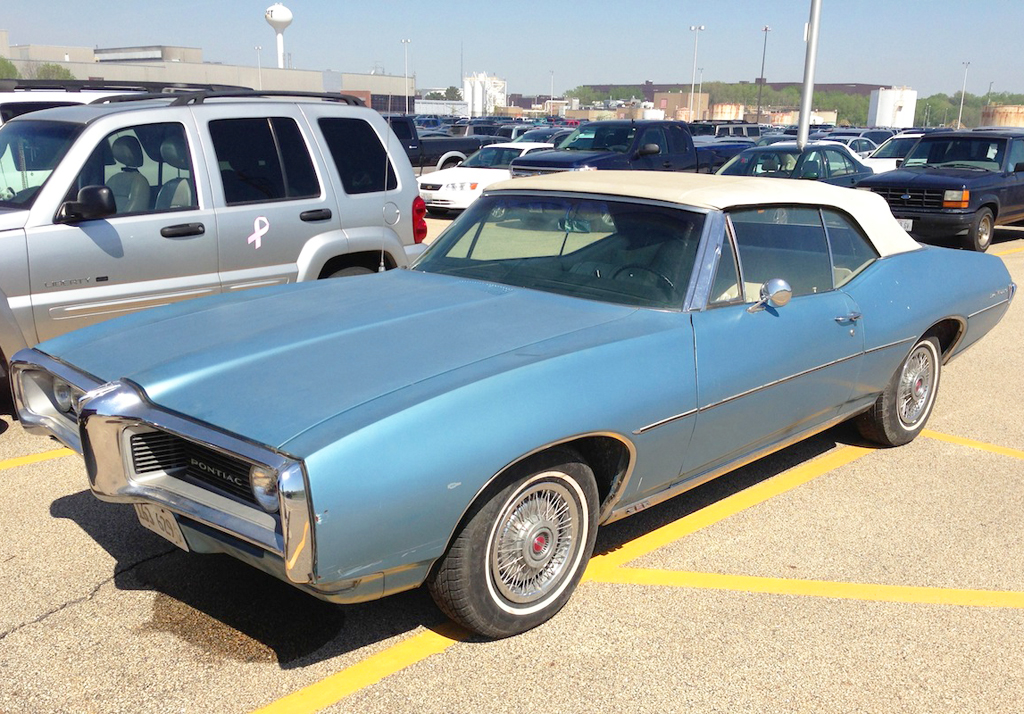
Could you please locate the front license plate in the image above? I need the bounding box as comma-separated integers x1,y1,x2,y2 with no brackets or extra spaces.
135,503,189,551
896,218,913,231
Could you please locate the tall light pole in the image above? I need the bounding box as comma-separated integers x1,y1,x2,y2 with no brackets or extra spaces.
550,70,555,116
401,39,411,114
755,25,771,125
697,68,704,119
957,61,970,128
688,25,704,120
254,46,263,90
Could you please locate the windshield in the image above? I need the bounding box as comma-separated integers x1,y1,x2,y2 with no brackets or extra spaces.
461,145,528,169
415,194,704,309
560,124,636,153
0,120,83,208
902,137,1005,171
871,136,920,159
718,149,799,177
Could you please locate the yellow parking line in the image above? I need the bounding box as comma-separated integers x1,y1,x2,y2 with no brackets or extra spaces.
252,623,468,714
993,245,1024,257
0,448,75,471
922,429,1024,460
587,445,874,572
587,568,1024,609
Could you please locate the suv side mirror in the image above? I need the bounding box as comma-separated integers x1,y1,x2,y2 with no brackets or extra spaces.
58,185,116,223
638,143,661,156
1014,162,1024,174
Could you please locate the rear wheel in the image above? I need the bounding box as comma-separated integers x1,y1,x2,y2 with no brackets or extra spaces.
440,157,462,170
856,336,941,446
964,208,994,252
427,449,598,638
324,265,374,278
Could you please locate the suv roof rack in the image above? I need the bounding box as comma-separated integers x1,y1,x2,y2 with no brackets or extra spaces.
0,79,248,94
91,89,365,107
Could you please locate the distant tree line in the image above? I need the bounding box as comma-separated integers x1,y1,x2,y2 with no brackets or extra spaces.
0,56,76,80
566,81,1024,128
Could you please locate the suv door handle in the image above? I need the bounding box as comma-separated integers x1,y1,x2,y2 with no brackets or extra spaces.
301,209,333,222
160,222,205,238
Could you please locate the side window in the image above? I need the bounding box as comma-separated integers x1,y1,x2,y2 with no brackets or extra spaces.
1008,139,1024,172
210,117,320,206
318,117,397,195
822,209,878,287
708,231,743,305
728,207,832,299
794,150,824,179
825,149,854,177
70,122,196,216
637,127,667,155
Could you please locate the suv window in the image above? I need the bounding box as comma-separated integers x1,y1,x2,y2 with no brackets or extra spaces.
70,122,197,215
0,120,82,208
318,117,397,194
210,117,320,205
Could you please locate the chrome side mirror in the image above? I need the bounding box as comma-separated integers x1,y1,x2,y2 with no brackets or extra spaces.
747,278,793,313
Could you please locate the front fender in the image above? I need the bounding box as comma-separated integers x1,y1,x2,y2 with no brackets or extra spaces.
0,286,30,371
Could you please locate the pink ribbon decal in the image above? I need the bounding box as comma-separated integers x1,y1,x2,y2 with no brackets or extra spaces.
248,216,270,249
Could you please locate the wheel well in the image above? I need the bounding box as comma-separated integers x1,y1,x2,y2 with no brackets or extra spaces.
317,251,397,279
924,318,965,361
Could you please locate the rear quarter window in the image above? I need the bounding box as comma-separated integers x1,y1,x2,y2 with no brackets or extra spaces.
318,117,398,195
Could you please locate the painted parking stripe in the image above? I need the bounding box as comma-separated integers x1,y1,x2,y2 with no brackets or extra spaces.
251,622,469,714
586,568,1024,609
993,245,1024,257
922,429,1024,460
0,448,75,471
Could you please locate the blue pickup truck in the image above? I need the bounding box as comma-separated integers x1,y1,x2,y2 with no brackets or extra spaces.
509,120,747,178
858,129,1024,251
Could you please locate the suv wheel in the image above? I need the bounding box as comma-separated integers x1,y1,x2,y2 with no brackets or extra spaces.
964,208,994,252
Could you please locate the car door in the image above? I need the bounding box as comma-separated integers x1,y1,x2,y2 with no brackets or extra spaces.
25,119,219,342
201,108,340,291
681,206,865,478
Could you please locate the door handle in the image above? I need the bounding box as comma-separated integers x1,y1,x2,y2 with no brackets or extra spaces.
300,208,332,222
160,222,205,238
835,312,862,324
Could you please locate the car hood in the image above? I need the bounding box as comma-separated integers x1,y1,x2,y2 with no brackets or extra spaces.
40,270,635,452
860,166,998,186
418,166,509,185
513,149,617,167
0,207,28,231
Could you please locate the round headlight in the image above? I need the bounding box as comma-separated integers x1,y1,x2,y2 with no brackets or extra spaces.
53,378,74,413
250,465,280,512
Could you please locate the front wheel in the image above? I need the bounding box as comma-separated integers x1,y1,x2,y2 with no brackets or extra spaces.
427,449,599,638
856,336,941,446
964,207,994,252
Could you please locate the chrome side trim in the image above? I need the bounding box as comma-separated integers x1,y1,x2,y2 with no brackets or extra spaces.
968,296,1011,319
607,408,865,524
77,379,315,585
632,336,918,436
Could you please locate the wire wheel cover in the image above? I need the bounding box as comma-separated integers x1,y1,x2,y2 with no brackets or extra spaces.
898,344,935,427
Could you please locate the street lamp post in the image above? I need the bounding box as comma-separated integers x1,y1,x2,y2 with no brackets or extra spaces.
957,61,970,128
755,25,771,125
688,25,704,120
697,68,704,119
254,46,262,90
401,39,412,114
550,70,555,116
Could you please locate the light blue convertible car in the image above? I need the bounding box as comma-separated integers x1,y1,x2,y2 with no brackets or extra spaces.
12,172,1014,638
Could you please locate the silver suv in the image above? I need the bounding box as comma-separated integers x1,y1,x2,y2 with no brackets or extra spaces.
0,90,427,372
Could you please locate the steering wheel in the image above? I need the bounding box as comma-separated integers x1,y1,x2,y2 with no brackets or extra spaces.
612,264,675,292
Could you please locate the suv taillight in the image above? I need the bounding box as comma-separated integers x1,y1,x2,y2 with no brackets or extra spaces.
412,196,428,244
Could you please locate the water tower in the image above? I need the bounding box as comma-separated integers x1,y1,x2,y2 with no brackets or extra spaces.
265,3,293,69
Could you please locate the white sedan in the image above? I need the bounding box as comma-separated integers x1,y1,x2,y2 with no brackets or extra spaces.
417,141,552,214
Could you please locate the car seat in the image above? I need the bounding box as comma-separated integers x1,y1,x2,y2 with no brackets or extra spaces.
154,135,195,210
107,135,150,213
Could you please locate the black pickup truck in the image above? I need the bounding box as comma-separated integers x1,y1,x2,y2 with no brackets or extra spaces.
858,130,1024,251
386,115,504,175
509,120,748,177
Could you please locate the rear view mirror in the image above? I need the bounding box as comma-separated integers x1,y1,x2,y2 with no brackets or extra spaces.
747,278,793,313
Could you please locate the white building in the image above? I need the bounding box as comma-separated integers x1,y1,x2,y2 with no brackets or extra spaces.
868,87,918,128
463,72,506,117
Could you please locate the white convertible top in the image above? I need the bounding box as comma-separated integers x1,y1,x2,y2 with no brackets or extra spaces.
490,171,921,257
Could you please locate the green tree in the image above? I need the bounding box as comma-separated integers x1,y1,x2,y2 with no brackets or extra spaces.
443,86,462,101
0,56,19,79
32,63,75,80
424,91,444,100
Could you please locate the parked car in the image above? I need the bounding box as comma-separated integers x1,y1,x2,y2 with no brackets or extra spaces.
716,141,874,186
514,127,574,146
828,135,879,158
862,132,923,173
510,120,747,176
826,127,896,145
386,114,505,174
417,141,553,214
857,129,1024,251
0,90,427,375
12,171,1014,639
690,121,763,139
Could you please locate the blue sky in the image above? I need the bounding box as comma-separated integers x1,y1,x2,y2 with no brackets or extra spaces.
6,1,1024,97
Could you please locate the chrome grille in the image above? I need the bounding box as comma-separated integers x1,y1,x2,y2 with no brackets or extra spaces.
420,182,442,191
130,431,255,505
867,186,945,210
